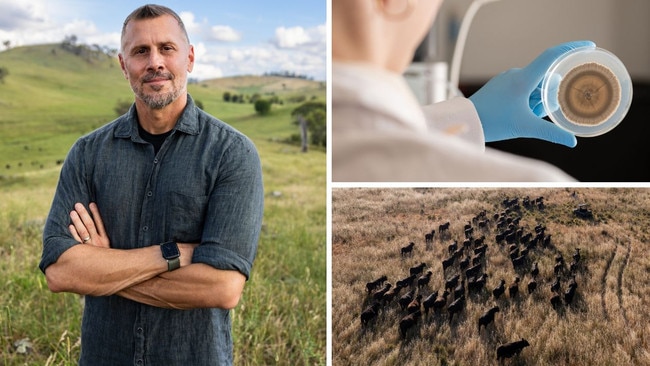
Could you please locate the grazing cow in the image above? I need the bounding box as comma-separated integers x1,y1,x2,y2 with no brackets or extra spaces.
454,280,465,299
496,338,530,361
554,261,564,276
442,256,455,272
432,290,449,313
512,255,527,270
520,232,532,244
527,278,537,294
495,232,505,244
372,283,392,301
398,289,416,310
468,273,488,293
570,261,578,274
417,271,433,289
471,253,484,266
474,244,488,256
478,306,500,331
399,310,421,339
448,241,458,255
439,221,450,233
448,295,465,323
508,277,520,298
360,302,381,326
550,276,561,293
366,275,388,293
466,263,482,278
407,294,423,314
425,230,435,245
505,231,517,244
464,227,474,238
531,262,539,278
382,282,407,305
543,234,552,247
422,290,439,315
565,277,578,305
493,279,506,299
459,256,470,270
397,274,417,288
445,274,460,292
410,262,427,276
401,242,415,257
550,293,562,308
573,248,581,263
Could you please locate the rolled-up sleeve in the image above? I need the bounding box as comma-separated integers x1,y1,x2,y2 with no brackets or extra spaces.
40,140,92,273
192,135,264,280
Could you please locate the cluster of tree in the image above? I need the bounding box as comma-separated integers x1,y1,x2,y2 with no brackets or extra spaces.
290,101,326,150
263,70,314,80
59,35,118,63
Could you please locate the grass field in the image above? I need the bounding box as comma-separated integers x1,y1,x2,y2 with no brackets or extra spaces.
332,188,650,366
0,44,326,365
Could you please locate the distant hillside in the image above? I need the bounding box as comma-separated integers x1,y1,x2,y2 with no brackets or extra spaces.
0,44,325,175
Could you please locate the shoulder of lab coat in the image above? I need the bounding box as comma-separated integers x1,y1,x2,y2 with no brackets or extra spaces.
333,129,575,182
421,97,485,150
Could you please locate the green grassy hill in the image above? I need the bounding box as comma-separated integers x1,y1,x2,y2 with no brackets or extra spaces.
0,43,324,174
0,44,325,365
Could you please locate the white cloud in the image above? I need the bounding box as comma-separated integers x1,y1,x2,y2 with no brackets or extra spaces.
0,0,49,31
210,25,241,42
273,26,311,49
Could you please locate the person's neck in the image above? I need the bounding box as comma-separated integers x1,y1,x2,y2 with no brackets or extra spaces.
135,93,188,135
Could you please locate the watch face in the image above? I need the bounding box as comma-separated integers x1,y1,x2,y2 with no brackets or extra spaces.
161,242,180,259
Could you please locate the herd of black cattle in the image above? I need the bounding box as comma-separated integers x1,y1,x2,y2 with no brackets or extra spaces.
359,195,585,362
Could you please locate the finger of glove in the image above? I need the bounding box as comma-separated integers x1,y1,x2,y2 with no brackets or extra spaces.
521,40,596,91
517,114,577,147
530,73,562,117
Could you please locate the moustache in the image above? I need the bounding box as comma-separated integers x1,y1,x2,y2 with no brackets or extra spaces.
142,72,173,82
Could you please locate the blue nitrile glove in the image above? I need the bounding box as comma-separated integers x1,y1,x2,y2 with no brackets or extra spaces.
468,40,596,147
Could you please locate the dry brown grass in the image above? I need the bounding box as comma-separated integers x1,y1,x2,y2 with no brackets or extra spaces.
332,188,650,366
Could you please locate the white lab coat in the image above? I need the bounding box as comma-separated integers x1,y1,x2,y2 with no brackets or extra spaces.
332,62,575,182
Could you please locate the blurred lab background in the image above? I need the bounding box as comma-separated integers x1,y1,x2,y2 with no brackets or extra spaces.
406,0,650,182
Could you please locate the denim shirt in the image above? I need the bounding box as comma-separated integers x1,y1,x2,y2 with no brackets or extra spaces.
40,95,264,365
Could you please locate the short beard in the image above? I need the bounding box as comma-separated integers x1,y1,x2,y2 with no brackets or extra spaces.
133,72,183,110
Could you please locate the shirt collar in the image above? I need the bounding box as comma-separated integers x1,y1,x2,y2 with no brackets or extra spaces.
114,94,200,139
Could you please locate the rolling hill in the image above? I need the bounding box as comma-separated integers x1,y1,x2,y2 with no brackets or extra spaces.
0,43,324,175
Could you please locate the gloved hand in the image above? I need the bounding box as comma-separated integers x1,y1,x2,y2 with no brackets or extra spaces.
468,40,596,147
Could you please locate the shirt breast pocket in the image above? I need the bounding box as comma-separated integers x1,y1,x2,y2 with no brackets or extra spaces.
167,192,208,243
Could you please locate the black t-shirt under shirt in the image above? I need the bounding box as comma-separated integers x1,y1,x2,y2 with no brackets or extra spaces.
138,124,172,155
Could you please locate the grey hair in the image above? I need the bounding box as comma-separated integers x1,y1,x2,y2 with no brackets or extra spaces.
121,4,190,49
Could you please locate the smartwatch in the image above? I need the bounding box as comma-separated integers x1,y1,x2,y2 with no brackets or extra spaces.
160,241,180,271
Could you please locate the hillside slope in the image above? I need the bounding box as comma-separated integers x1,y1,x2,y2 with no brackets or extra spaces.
0,44,323,174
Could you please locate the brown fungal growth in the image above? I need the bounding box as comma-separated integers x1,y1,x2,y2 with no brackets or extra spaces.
558,62,621,126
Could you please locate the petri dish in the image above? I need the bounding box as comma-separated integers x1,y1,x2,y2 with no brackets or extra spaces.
541,46,632,137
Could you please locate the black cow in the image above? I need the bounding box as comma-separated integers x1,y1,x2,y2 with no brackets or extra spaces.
527,278,537,294
478,306,500,331
417,271,433,289
466,263,482,278
410,262,427,276
445,274,460,291
366,275,388,293
399,310,421,339
508,277,520,298
422,291,439,315
406,294,423,314
496,338,530,360
493,279,506,299
360,302,381,326
531,262,539,278
400,242,415,257
398,289,416,310
396,274,417,288
448,295,465,323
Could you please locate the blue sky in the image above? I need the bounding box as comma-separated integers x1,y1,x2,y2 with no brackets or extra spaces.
0,0,326,80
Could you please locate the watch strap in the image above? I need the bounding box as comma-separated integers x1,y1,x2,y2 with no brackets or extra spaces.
167,257,180,271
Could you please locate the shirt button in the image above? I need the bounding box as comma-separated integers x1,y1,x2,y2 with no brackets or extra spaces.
137,327,143,334
153,158,159,164
136,360,143,366
147,191,153,197
142,226,148,232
